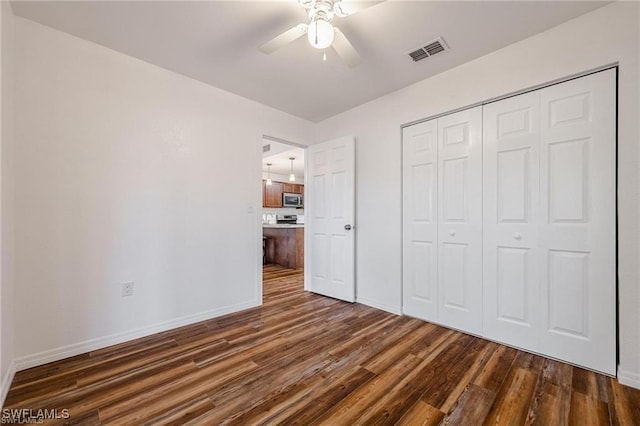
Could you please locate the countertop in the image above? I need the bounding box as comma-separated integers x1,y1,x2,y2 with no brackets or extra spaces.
262,224,305,229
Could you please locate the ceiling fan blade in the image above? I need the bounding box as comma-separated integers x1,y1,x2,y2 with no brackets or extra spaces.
333,0,385,17
332,29,361,68
259,24,308,54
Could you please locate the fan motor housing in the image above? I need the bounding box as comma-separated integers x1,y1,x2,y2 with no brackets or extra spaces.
309,1,335,22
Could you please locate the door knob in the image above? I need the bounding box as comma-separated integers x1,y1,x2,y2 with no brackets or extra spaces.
514,233,522,240
449,230,456,236
344,224,352,231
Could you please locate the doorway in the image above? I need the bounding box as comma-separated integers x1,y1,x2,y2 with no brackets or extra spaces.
261,136,306,301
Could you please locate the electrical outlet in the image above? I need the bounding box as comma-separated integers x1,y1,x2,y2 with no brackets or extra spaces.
121,282,134,297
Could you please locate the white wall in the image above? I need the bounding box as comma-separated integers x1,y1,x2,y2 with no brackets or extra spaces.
12,17,314,368
316,2,640,386
0,0,15,406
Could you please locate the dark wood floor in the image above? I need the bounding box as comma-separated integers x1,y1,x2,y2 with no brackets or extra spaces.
4,265,640,425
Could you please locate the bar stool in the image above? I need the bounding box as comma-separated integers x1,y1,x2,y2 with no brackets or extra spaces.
262,236,267,265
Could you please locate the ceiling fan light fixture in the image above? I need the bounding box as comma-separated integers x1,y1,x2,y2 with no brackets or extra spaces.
333,1,349,17
298,0,316,9
307,18,334,49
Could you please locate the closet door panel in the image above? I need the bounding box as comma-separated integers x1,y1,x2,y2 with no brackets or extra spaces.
437,106,483,334
402,119,438,321
483,92,541,351
539,69,616,375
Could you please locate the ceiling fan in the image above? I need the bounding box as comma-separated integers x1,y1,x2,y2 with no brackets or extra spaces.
258,0,384,68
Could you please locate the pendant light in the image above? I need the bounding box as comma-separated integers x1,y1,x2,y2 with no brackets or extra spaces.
266,163,273,185
289,157,296,182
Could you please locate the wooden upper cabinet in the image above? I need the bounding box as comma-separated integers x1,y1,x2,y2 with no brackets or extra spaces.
282,183,304,194
263,180,283,208
263,181,304,208
282,183,293,193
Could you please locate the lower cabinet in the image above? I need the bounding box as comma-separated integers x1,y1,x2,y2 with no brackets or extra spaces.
402,69,616,375
263,227,304,269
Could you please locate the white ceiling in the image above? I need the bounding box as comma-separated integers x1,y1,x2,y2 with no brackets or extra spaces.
263,140,305,177
11,1,608,122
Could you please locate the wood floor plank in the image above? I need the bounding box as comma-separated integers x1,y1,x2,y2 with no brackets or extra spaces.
221,373,324,425
98,359,258,423
139,394,215,426
351,334,474,424
274,366,376,425
609,379,640,426
420,337,490,410
512,351,545,373
66,360,200,422
525,359,572,426
397,400,444,426
3,264,636,425
362,322,438,374
484,367,539,425
203,336,343,423
438,340,497,413
473,344,519,393
568,391,611,426
311,353,425,424
442,383,496,425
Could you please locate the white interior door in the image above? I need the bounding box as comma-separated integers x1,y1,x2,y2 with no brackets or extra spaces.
305,136,355,302
539,69,616,375
483,91,541,351
402,119,438,321
437,107,483,334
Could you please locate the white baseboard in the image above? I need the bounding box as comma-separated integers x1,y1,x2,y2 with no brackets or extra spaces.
1,359,16,408
618,367,640,389
356,296,402,315
15,299,260,371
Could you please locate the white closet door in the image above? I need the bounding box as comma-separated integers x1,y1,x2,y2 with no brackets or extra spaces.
483,91,541,351
437,107,483,334
402,119,438,321
539,69,616,375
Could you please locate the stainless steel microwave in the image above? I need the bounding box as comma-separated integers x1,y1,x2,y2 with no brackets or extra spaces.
282,192,303,208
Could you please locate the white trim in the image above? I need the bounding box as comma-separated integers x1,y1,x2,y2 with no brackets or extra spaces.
356,296,401,316
256,133,264,306
617,367,640,390
303,148,310,292
1,360,16,408
14,299,260,371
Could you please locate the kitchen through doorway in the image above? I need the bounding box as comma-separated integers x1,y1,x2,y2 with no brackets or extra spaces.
261,136,306,299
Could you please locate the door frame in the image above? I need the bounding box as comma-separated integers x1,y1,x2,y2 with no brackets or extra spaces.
257,134,308,302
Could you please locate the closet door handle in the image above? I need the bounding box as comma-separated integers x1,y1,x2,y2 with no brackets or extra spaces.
514,233,522,240
449,230,456,237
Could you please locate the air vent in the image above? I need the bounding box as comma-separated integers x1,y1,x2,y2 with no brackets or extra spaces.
407,37,449,63
408,49,429,62
263,144,271,153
